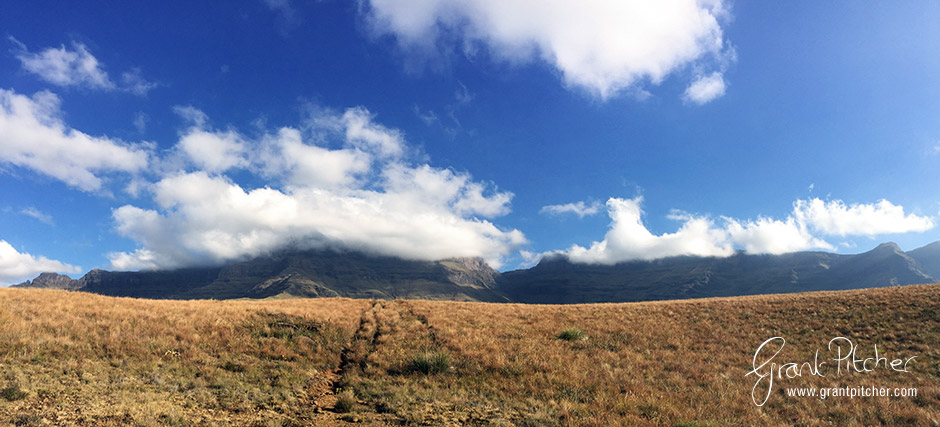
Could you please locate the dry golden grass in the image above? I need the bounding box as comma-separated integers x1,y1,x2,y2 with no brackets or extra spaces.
0,289,370,426
2,284,940,425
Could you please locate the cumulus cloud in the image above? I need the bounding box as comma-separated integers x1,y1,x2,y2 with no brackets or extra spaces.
261,127,371,189
725,217,833,255
541,200,603,218
0,89,151,191
552,196,934,265
340,108,406,158
563,197,734,264
10,38,156,95
793,198,934,236
109,107,524,270
0,240,81,284
178,129,249,173
363,0,732,99
683,71,726,105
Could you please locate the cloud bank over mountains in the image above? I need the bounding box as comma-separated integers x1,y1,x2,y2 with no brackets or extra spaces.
552,197,934,265
0,84,934,274
107,105,524,271
363,0,733,101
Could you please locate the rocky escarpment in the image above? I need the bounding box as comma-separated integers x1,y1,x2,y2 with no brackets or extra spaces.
14,272,81,290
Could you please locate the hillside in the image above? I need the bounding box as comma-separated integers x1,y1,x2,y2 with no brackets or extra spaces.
14,242,940,304
15,250,506,302
1,285,939,425
498,242,937,303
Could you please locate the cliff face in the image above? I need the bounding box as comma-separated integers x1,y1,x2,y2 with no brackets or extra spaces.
15,250,506,302
13,241,940,304
14,272,80,290
497,242,940,304
440,257,499,289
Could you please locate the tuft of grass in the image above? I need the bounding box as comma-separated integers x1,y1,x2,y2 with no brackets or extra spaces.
334,389,358,413
221,361,246,373
1,385,27,401
556,328,587,341
405,350,450,375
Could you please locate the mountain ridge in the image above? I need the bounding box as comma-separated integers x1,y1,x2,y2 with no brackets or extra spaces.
14,249,507,302
13,241,940,303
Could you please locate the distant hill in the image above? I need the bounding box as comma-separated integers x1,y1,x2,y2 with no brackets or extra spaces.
907,240,940,278
497,241,938,303
14,250,506,302
13,241,940,303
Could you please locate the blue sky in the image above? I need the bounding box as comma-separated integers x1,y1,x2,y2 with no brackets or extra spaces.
2,1,940,283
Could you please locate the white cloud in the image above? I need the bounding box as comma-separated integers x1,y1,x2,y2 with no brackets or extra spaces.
121,69,159,96
265,127,371,188
178,129,249,173
11,39,113,90
340,107,406,159
133,112,149,134
553,196,934,264
563,197,734,264
11,38,156,95
110,107,524,270
541,200,603,218
793,198,934,236
0,240,80,285
683,71,726,105
0,89,151,191
724,217,833,255
20,207,54,225
173,105,209,128
363,0,731,99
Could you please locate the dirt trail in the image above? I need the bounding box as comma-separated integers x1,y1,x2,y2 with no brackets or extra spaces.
308,300,389,423
307,300,456,424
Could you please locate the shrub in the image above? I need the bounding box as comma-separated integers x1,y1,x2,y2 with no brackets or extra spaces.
221,361,246,373
557,328,587,341
406,350,450,375
1,385,27,401
334,389,357,413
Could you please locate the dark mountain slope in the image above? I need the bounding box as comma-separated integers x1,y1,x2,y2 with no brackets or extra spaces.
496,242,938,304
907,241,940,279
15,250,506,302
13,241,940,304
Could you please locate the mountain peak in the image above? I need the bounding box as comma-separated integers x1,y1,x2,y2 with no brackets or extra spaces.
861,242,905,257
874,241,901,251
13,272,80,290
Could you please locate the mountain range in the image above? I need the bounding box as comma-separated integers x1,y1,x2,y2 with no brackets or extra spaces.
13,241,940,303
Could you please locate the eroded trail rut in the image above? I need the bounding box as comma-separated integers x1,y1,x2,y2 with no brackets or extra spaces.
309,299,444,424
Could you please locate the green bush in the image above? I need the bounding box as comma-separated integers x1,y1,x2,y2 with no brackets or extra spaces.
557,328,587,341
1,385,27,401
406,350,450,375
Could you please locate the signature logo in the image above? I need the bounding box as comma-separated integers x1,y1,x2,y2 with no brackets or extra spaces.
745,337,916,406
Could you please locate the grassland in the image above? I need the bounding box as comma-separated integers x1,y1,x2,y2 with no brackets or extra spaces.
2,284,940,425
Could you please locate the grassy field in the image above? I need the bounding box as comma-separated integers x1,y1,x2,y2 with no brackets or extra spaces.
1,285,939,426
